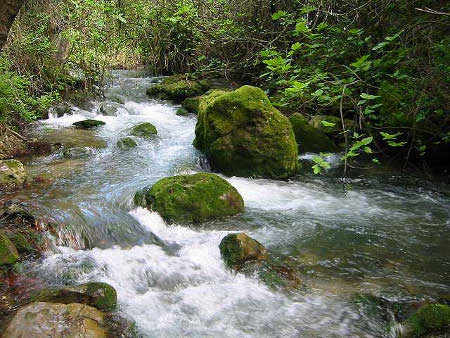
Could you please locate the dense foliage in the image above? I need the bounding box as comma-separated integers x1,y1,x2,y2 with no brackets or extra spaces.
0,0,448,171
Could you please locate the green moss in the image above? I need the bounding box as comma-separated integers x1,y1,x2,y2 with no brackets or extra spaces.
176,108,189,116
116,137,137,149
135,173,244,224
0,160,27,186
130,122,157,138
30,282,117,312
289,113,337,153
308,115,355,137
146,75,211,103
0,231,19,266
405,304,450,337
7,232,33,253
63,147,92,159
219,233,267,269
182,96,202,114
73,119,106,129
193,86,299,178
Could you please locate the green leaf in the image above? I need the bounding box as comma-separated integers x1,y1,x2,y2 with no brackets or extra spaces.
321,121,336,127
364,146,372,153
380,131,402,140
272,11,287,20
291,42,301,51
372,41,389,51
360,93,380,100
301,6,316,14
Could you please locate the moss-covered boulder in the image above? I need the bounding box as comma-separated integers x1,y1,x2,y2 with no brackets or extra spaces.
63,147,92,159
289,113,337,153
182,96,202,114
146,75,211,103
0,202,36,228
309,114,356,137
73,119,106,129
0,159,27,188
193,86,299,178
31,282,117,312
402,304,450,337
117,137,137,149
4,302,108,337
135,173,244,224
130,122,157,138
219,233,268,269
99,102,121,116
0,231,19,266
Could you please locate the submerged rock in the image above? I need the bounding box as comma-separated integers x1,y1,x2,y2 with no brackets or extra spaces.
117,137,137,149
0,159,27,188
401,304,450,337
0,231,19,266
130,122,157,138
51,103,72,117
289,113,337,153
73,119,106,129
63,147,92,159
108,95,125,104
4,302,108,337
99,102,122,116
31,282,118,312
135,173,244,223
219,233,268,269
193,86,298,178
146,75,211,103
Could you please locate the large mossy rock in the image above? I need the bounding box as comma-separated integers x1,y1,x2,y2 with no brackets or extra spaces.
4,302,108,337
219,233,268,269
130,122,157,138
0,231,19,266
401,304,450,337
288,113,337,153
73,119,106,129
134,173,244,224
146,75,211,103
193,86,298,178
31,282,117,312
0,159,27,188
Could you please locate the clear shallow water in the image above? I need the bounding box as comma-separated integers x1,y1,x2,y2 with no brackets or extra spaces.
8,70,450,337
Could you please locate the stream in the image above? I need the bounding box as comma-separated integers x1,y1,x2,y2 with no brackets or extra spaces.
7,70,450,337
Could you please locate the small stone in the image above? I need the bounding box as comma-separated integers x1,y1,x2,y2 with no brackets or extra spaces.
219,233,268,269
176,108,189,116
117,137,137,149
0,159,27,188
63,147,92,159
99,102,122,116
130,122,157,138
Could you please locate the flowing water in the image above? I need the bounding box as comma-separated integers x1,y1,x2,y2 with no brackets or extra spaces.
8,70,450,337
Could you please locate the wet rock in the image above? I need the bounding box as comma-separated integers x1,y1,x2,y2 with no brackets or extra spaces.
7,232,33,254
4,302,108,337
73,119,106,129
51,103,72,117
31,282,117,312
0,231,19,266
135,173,244,224
0,202,35,228
99,102,122,116
117,137,137,149
0,159,27,188
146,74,211,103
130,122,157,138
108,95,125,104
289,113,337,153
401,304,450,337
182,96,202,114
63,146,92,159
193,86,298,178
176,107,189,116
219,233,268,269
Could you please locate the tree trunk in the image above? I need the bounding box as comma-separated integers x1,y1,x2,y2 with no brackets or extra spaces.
0,0,25,50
